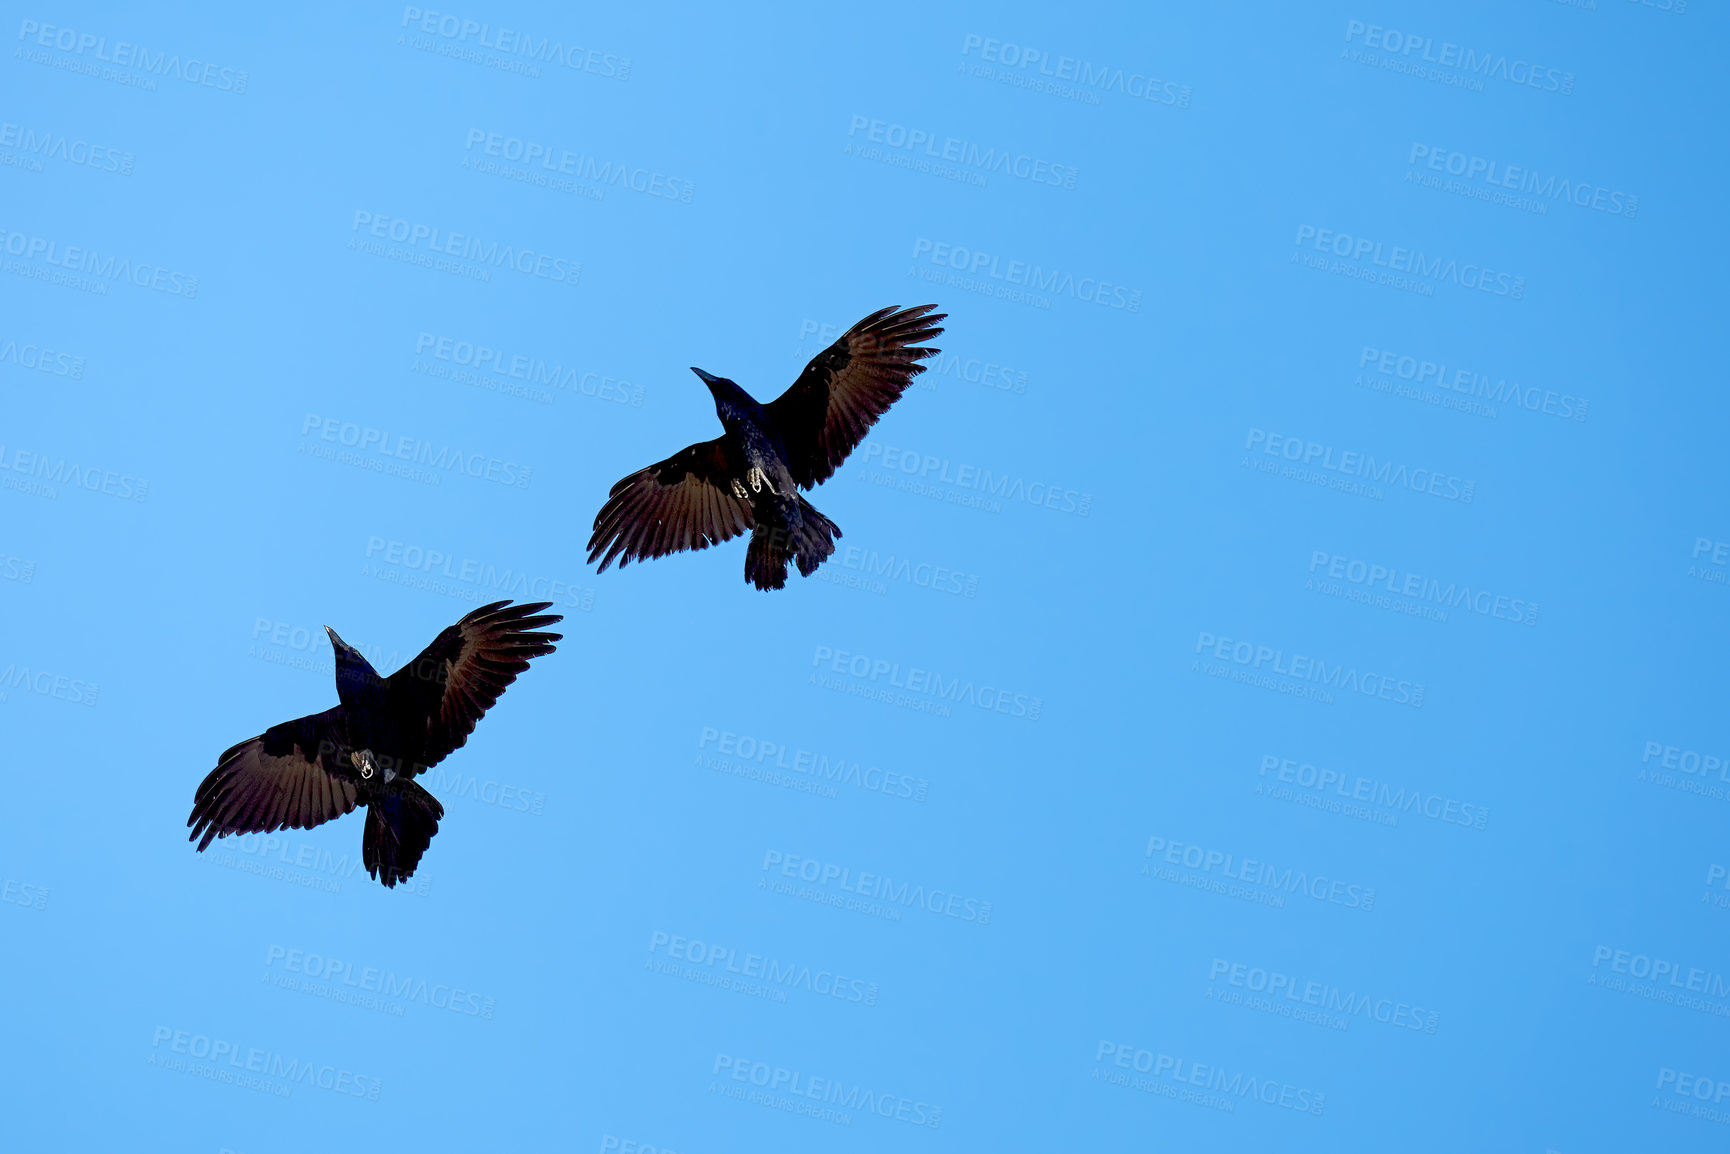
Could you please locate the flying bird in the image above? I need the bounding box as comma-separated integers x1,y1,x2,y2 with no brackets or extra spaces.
587,304,946,590
187,600,562,888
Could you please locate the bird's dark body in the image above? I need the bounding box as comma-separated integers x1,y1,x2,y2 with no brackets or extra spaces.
587,304,946,591
187,600,562,888
331,643,427,776
255,713,414,825
711,381,822,581
712,383,797,499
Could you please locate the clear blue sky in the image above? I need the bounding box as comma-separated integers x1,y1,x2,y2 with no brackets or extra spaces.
3,2,1727,1151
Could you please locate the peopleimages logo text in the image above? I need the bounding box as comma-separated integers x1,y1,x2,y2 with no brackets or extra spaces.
1093,1041,1325,1115
1246,429,1473,504
0,336,84,378
699,727,929,801
301,414,532,489
1308,550,1537,626
959,35,1191,107
0,660,99,706
264,946,494,1017
0,226,198,296
812,644,1043,720
413,332,643,406
1259,754,1488,830
1195,630,1425,708
350,211,579,285
1642,741,1730,784
16,19,249,92
398,8,629,78
1208,958,1440,1033
1358,346,1587,422
1592,945,1730,998
762,850,993,924
859,442,1091,516
463,129,691,202
1408,144,1635,219
0,443,148,502
149,1026,381,1099
1146,836,1376,910
650,931,879,1005
848,116,1078,188
1657,1067,1730,1107
912,238,1141,311
712,1054,942,1129
0,121,132,174
1295,225,1524,298
363,538,586,607
1344,20,1573,94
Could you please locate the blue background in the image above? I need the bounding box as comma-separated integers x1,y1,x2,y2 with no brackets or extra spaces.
3,2,1725,1151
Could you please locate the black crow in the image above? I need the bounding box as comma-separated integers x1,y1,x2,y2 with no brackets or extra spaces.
187,600,561,888
587,304,946,590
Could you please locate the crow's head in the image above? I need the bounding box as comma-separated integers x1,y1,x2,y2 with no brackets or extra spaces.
325,626,381,699
691,367,736,396
692,367,751,418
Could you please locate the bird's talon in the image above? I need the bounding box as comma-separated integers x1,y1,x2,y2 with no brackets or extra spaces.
731,479,749,499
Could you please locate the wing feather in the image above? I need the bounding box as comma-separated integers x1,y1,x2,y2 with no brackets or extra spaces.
765,304,946,487
587,437,755,572
382,600,564,772
187,708,358,851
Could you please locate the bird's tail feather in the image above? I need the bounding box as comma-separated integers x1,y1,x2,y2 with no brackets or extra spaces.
743,499,841,591
792,497,840,577
362,781,444,889
744,522,792,591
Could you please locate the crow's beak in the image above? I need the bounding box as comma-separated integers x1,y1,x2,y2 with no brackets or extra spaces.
691,367,720,385
324,626,344,648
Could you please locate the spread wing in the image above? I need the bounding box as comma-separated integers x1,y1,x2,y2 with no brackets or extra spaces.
188,707,359,850
587,437,755,572
382,600,563,771
765,304,945,488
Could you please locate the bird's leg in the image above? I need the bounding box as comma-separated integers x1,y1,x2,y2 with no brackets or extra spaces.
353,748,382,781
747,466,776,495
731,478,750,499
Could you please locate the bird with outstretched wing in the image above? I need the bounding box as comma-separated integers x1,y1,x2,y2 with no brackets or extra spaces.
587,304,945,590
187,600,562,887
